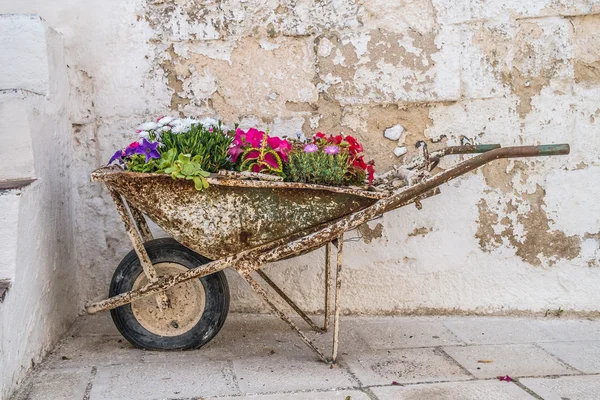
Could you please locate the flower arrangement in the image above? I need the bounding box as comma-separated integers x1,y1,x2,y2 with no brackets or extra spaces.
109,117,233,190
108,117,375,190
286,133,375,186
229,128,291,177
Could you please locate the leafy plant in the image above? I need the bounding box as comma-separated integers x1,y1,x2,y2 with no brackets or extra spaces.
286,149,350,186
230,128,291,177
158,122,233,172
164,153,211,191
239,134,285,176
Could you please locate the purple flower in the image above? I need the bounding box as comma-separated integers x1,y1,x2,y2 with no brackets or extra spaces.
136,139,161,162
324,145,340,155
108,149,125,164
304,143,318,153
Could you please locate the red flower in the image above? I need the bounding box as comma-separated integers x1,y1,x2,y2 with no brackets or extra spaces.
330,134,343,145
314,132,326,140
352,156,367,170
366,162,375,184
345,135,363,154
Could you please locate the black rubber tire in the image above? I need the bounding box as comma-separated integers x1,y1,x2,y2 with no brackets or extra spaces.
109,238,230,350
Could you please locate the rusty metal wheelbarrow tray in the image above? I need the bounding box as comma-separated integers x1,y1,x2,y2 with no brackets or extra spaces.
86,144,570,363
92,168,388,260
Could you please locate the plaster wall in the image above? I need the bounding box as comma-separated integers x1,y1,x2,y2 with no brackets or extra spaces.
1,1,599,317
0,15,77,400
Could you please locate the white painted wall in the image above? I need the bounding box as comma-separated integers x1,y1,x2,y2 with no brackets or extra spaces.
0,0,598,345
0,15,77,400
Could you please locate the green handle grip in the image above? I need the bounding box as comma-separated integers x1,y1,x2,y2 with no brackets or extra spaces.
537,144,570,156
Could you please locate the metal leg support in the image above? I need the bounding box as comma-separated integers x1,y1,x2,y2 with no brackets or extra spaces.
107,187,169,310
324,242,332,332
331,234,344,362
243,273,329,363
257,270,323,332
128,204,153,243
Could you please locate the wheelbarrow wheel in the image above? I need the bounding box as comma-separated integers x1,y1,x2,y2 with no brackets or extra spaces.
109,238,229,350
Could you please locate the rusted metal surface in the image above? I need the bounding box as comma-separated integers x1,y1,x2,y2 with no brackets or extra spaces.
323,242,332,332
242,272,329,363
331,234,344,362
257,270,323,332
107,187,169,310
94,168,381,260
217,170,284,181
128,204,153,243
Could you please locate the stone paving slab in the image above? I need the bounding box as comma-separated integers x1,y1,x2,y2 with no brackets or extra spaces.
352,318,464,349
519,375,600,400
537,340,600,373
11,367,91,400
442,317,555,345
210,390,371,400
232,354,356,394
46,335,144,369
343,348,472,385
442,343,578,379
89,360,239,400
536,319,600,342
10,315,600,400
370,380,535,400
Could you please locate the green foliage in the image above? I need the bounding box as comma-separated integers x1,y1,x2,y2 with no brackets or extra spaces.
164,153,211,191
285,151,350,186
126,154,157,173
158,123,233,172
126,149,210,191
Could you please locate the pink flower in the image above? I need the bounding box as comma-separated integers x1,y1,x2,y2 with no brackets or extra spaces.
498,375,512,382
267,136,292,161
304,143,318,153
324,145,340,155
246,128,265,147
228,145,244,162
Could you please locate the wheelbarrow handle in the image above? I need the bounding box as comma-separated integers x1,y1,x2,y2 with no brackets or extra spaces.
536,144,571,156
441,144,501,155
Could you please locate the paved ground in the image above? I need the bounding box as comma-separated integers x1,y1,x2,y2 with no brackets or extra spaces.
10,313,600,400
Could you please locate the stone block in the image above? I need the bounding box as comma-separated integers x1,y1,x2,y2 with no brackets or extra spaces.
90,360,238,399
233,354,355,393
0,96,35,181
520,375,600,400
343,348,471,385
537,340,600,373
0,14,61,96
371,380,535,400
442,343,577,379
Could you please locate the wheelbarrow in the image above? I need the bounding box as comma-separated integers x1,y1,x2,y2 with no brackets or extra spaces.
86,143,570,363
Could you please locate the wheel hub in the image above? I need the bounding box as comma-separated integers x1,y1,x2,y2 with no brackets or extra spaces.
131,262,205,337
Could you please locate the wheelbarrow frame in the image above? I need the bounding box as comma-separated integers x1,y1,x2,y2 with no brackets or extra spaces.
86,143,569,363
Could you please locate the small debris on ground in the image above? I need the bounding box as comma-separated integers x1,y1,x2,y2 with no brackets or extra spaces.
477,360,493,363
61,356,71,360
392,381,401,385
498,375,512,382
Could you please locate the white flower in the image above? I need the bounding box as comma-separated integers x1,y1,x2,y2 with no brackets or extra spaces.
137,131,150,139
199,117,218,129
157,116,174,126
139,121,158,131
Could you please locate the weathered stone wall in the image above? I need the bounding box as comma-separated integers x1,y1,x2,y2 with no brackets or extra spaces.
0,15,77,400
3,1,600,315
